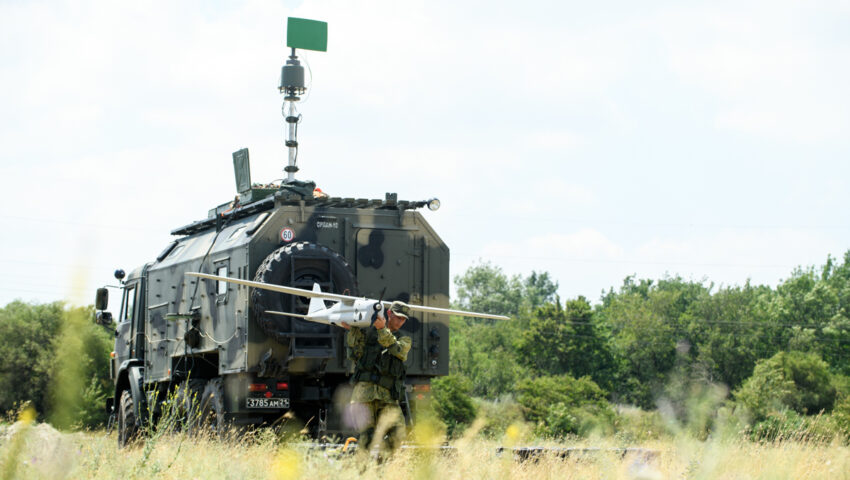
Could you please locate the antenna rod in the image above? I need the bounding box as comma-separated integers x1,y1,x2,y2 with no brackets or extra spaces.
280,47,305,183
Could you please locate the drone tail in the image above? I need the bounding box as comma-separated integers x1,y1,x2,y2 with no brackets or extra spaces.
308,282,326,314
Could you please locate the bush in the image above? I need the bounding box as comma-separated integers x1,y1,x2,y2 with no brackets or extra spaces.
748,409,839,443
516,374,614,438
432,375,477,436
612,406,671,443
473,396,525,439
833,395,850,440
735,351,836,420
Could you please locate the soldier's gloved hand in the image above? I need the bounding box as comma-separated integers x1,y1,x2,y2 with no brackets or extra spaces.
339,321,351,330
373,314,386,330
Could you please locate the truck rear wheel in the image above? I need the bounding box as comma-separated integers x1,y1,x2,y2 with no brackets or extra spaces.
252,241,358,342
117,389,138,447
197,378,228,437
175,378,207,432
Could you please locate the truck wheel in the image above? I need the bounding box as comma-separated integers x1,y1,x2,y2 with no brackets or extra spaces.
252,241,358,342
117,389,138,447
175,378,207,432
198,378,228,437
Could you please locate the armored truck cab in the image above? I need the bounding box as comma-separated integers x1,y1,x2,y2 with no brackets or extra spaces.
106,180,449,443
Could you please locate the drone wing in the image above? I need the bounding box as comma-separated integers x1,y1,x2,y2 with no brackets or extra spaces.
381,301,510,321
185,272,357,305
186,272,509,319
265,311,310,319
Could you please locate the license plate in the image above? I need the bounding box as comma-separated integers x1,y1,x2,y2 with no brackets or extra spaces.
246,397,289,409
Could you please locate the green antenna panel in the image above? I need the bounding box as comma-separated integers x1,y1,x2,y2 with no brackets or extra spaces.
286,17,328,52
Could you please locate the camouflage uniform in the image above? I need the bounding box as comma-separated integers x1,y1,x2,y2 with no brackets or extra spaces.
347,325,411,452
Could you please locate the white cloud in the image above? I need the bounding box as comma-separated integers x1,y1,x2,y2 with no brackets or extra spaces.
714,105,847,142
523,130,583,150
481,229,624,262
633,228,838,277
494,178,598,216
657,3,850,142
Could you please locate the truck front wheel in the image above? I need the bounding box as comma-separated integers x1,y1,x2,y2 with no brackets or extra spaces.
117,389,138,447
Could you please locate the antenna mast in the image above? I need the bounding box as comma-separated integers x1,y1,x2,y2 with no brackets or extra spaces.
279,18,328,184
279,48,304,183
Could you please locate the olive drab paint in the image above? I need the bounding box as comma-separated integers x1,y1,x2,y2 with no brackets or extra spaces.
105,168,449,438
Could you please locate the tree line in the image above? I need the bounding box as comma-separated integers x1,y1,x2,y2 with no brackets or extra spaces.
436,251,850,440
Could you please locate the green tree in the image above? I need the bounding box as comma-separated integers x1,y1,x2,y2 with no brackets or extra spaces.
688,282,778,390
453,261,558,316
0,301,64,415
734,351,837,420
516,297,613,386
767,254,850,374
450,262,559,398
454,262,523,316
49,304,114,429
521,271,560,312
431,374,477,436
810,253,850,376
597,275,711,408
0,301,112,428
449,316,526,398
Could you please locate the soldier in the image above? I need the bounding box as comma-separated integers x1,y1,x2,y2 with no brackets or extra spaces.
340,301,411,454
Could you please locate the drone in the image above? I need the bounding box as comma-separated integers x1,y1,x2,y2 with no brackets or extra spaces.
186,272,510,328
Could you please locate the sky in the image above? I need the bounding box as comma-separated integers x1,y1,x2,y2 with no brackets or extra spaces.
1,0,849,308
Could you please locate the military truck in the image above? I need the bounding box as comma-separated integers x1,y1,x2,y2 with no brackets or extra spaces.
94,18,449,445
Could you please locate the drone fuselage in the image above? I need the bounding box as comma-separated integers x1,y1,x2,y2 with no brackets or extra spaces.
269,298,381,328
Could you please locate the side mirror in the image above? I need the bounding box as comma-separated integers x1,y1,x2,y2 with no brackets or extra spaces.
95,311,113,327
96,288,109,310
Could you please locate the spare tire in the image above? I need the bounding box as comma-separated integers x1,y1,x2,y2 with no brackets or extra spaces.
252,242,358,343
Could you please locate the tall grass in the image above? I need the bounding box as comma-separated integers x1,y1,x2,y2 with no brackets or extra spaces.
4,378,842,479
1,418,848,479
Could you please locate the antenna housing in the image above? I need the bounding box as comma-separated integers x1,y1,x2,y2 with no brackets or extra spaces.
279,18,328,183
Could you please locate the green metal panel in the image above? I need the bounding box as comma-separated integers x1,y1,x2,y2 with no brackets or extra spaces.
286,17,328,52
233,149,251,194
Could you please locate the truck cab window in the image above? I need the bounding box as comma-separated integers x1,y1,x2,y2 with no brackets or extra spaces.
122,285,136,323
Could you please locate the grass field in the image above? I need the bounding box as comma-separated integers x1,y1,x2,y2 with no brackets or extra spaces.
1,419,848,480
